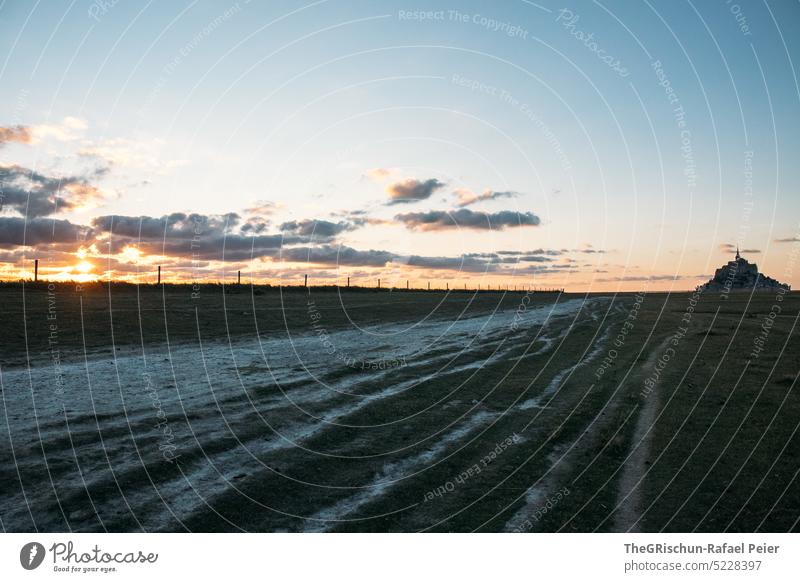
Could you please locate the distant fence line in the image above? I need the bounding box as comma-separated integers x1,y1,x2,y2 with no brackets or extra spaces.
9,263,565,293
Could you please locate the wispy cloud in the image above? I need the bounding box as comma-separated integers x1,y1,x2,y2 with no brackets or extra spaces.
364,167,393,181
595,274,696,282
453,188,519,207
79,136,187,174
0,125,33,148
245,200,280,215
31,117,87,142
719,243,760,253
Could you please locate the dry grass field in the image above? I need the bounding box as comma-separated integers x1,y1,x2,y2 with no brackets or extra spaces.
0,283,797,532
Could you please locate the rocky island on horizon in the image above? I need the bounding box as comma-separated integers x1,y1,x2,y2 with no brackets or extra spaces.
699,248,791,294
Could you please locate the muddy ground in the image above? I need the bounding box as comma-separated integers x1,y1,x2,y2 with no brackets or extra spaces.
0,283,797,532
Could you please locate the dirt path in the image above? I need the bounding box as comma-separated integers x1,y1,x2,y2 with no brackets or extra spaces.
612,336,671,532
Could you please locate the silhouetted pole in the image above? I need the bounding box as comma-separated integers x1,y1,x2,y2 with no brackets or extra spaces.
427,281,430,291
378,278,381,289
406,280,409,290
347,276,350,288
238,270,241,285
304,274,308,287
34,259,39,282
446,282,449,291
157,265,161,285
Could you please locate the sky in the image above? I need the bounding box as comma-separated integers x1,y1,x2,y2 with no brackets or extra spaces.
1,0,799,291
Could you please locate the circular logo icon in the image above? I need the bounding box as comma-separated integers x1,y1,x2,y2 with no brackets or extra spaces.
20,542,46,570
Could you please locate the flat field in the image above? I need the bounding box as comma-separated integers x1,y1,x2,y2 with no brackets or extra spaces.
0,283,797,532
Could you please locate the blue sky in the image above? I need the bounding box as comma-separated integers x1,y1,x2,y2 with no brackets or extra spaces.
1,0,799,289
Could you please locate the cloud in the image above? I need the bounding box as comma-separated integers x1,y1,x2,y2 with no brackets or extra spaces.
278,245,503,273
495,248,564,257
78,136,187,174
386,178,445,204
0,164,108,217
0,216,89,248
90,212,308,261
395,208,541,231
774,237,800,243
244,200,280,215
453,188,519,207
92,212,240,240
364,167,392,181
463,251,555,264
574,243,607,254
279,245,395,267
0,125,32,148
151,233,290,261
241,217,270,234
595,274,695,282
719,243,760,254
279,219,357,239
0,204,546,279
405,254,498,272
31,117,87,142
